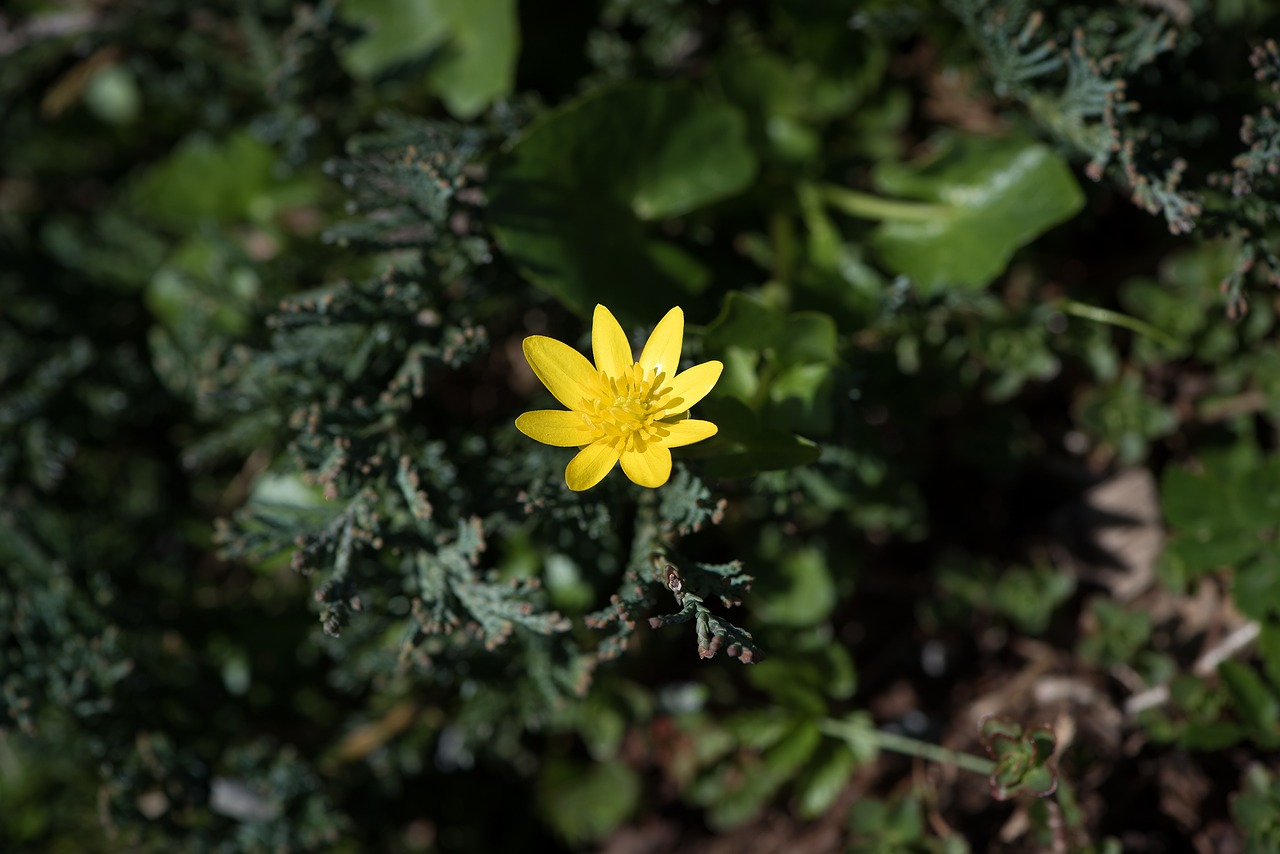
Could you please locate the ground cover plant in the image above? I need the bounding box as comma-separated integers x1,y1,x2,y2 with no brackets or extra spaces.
5,0,1280,851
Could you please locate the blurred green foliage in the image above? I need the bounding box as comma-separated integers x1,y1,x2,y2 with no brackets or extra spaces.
6,0,1280,851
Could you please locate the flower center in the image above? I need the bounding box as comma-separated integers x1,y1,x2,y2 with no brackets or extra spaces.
579,363,684,453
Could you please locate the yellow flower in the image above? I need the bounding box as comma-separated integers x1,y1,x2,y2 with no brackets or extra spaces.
516,305,722,491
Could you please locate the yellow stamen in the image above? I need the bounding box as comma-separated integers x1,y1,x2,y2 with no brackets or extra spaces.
578,364,679,453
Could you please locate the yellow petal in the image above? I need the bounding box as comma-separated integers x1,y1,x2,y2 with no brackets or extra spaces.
663,360,722,413
591,305,633,377
638,306,683,377
523,335,599,411
660,418,718,448
516,410,593,447
566,442,621,491
620,445,673,488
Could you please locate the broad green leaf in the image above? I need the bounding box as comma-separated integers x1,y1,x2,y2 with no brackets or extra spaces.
1170,674,1227,724
764,720,822,778
576,693,628,761
753,546,836,627
705,770,778,831
767,362,835,435
1235,554,1280,623
746,639,856,706
1119,278,1203,362
338,0,519,118
489,83,756,321
771,5,888,120
727,708,793,751
703,294,839,436
777,312,838,367
713,47,821,164
704,291,788,355
881,797,926,844
869,134,1084,292
1078,598,1150,667
536,759,640,845
339,0,451,79
848,798,890,836
1261,624,1280,691
1162,447,1280,577
426,0,519,118
708,719,822,830
796,742,858,818
1233,766,1280,854
746,657,828,715
717,346,762,401
1181,721,1245,750
816,639,858,700
1078,371,1178,467
130,132,287,229
697,397,821,478
991,565,1076,635
1221,661,1280,737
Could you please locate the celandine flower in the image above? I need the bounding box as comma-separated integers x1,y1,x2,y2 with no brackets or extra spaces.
517,305,722,491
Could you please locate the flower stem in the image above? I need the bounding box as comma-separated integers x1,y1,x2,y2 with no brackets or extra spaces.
820,185,946,222
871,729,996,776
1055,298,1179,349
820,718,995,776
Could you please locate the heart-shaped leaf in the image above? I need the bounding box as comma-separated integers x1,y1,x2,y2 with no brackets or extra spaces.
489,83,757,322
869,134,1084,292
695,397,821,478
338,0,518,118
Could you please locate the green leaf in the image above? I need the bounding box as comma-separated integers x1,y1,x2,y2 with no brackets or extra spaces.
1119,277,1204,362
728,709,794,751
869,134,1084,292
1221,661,1280,736
746,658,828,716
1260,624,1280,691
703,291,789,355
990,564,1076,635
979,716,1023,749
1181,721,1245,750
777,312,838,367
764,720,822,778
129,132,285,229
697,397,821,478
536,759,641,845
753,546,836,628
767,362,835,435
713,47,821,164
489,83,756,321
1078,371,1178,467
1162,448,1280,578
576,693,628,761
339,0,451,79
1078,598,1151,667
818,641,858,701
1170,674,1227,725
338,0,519,118
1235,554,1280,623
701,294,839,436
848,798,890,836
426,0,519,118
796,742,858,819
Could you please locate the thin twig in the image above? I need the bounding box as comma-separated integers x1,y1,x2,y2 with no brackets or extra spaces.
1124,620,1261,716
